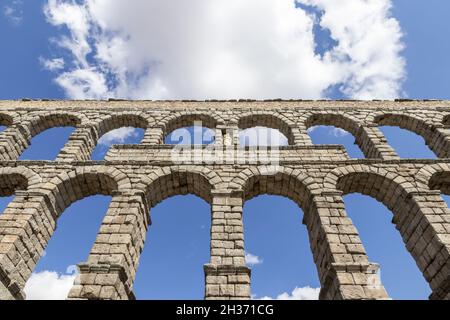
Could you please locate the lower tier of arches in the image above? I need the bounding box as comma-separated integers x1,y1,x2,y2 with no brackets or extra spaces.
0,161,448,300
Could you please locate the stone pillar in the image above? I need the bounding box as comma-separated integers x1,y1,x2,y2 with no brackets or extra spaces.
214,126,225,146
56,126,98,161
221,125,239,146
68,190,149,300
308,191,389,300
291,126,314,146
0,191,57,300
205,191,251,300
355,125,399,160
142,126,164,145
0,125,30,161
392,191,450,300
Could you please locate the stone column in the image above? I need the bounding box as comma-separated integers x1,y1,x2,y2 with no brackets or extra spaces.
214,126,225,146
56,126,98,161
141,126,164,145
204,191,251,300
0,191,57,300
221,125,239,147
68,190,149,300
291,126,314,146
308,191,389,300
355,125,399,160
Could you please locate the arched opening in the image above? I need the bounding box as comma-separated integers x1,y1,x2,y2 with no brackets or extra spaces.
163,114,217,145
19,114,80,160
91,115,148,160
133,195,210,299
239,127,288,147
378,126,436,158
238,114,292,146
343,194,431,299
19,170,120,300
165,126,215,145
375,114,437,158
243,195,320,299
133,170,212,299
307,125,364,158
335,170,433,299
241,171,321,300
24,195,112,300
305,114,365,158
91,127,145,160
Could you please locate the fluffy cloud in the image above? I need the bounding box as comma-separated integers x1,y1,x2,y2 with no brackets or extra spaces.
43,0,405,100
240,127,289,146
24,267,77,300
39,57,65,71
3,0,23,26
97,126,140,146
258,286,320,300
330,127,349,137
307,125,349,137
245,252,263,266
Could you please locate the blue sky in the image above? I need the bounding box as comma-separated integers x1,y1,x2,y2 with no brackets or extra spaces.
1,0,450,300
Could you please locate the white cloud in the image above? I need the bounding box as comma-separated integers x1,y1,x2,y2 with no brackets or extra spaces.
43,0,405,100
24,266,77,300
97,126,140,146
307,125,349,137
245,252,263,266
258,286,320,300
39,57,65,71
330,127,349,137
3,0,23,26
240,127,289,147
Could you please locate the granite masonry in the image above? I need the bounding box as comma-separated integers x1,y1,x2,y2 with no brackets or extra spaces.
0,99,448,300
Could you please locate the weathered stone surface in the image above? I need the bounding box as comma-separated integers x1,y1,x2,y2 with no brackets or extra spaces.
0,100,448,300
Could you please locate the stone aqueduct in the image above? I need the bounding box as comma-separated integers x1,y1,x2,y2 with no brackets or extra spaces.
0,99,449,300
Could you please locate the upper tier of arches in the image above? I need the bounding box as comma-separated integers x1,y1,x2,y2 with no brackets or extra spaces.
0,108,447,160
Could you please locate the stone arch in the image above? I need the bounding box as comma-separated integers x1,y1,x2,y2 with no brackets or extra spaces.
233,166,318,205
0,166,42,195
328,164,448,299
0,166,129,299
81,113,150,159
140,166,220,208
100,167,217,299
237,112,295,145
9,112,85,160
305,113,362,136
324,165,400,194
416,163,450,192
429,171,450,195
25,112,84,138
94,113,149,140
44,166,130,217
161,113,220,143
0,113,14,127
373,113,443,157
331,166,417,208
304,112,372,158
235,166,364,299
0,169,33,197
